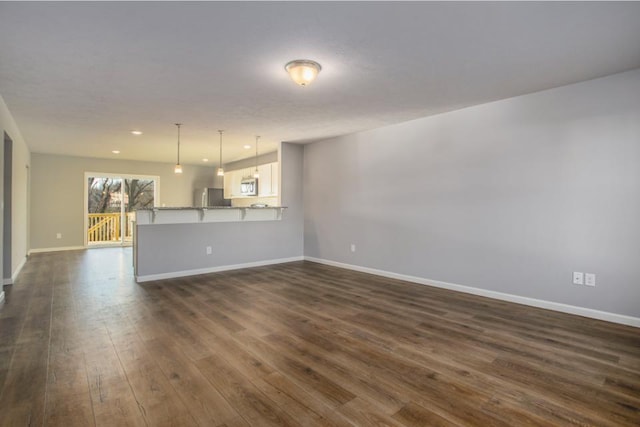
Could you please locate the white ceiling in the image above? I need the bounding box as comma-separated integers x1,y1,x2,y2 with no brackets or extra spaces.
1,2,639,165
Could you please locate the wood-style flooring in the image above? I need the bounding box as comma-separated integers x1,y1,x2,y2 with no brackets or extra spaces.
0,248,639,426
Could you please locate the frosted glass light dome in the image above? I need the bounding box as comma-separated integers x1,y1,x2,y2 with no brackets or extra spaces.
285,60,322,86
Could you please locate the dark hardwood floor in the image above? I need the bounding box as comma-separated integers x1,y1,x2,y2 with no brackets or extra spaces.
0,248,638,426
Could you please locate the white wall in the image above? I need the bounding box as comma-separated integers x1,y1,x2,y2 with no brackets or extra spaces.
303,69,640,320
30,153,219,250
0,94,31,283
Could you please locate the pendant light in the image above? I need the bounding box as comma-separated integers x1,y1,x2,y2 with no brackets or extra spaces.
174,123,183,174
253,136,260,178
216,130,225,176
285,59,322,86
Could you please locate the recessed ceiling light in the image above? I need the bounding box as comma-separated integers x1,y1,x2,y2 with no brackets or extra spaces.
112,150,120,154
243,145,251,149
202,158,209,162
131,130,143,135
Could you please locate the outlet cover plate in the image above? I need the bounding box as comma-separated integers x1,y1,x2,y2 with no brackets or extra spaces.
573,272,584,285
585,273,596,287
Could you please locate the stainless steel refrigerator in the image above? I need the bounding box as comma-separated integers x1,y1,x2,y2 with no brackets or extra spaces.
193,188,231,207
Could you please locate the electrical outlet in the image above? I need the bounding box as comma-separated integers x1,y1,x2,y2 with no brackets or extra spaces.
572,272,584,285
206,246,212,255
350,244,356,253
56,233,62,239
585,273,596,287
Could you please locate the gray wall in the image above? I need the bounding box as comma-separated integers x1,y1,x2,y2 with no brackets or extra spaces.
0,94,30,281
303,69,640,318
30,153,220,250
136,142,303,276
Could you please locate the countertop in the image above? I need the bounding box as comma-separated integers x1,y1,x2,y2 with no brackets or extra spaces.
137,206,287,211
135,206,287,225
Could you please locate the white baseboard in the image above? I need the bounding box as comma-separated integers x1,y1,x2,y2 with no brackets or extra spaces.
2,256,27,285
13,256,26,282
28,246,85,255
135,256,305,283
304,256,640,328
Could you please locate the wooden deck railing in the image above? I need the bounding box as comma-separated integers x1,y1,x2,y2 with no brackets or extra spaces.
87,212,136,244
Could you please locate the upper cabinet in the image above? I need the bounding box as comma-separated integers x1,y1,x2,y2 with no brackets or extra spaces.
223,169,236,199
272,163,279,197
258,162,279,197
223,162,279,199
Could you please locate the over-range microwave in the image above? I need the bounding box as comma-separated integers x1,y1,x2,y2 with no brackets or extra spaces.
240,177,258,196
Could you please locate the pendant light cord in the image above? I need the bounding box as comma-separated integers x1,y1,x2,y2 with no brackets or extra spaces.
218,130,224,168
255,136,260,172
175,123,182,164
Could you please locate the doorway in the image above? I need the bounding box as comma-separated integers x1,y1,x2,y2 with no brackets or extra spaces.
3,132,12,283
84,173,159,247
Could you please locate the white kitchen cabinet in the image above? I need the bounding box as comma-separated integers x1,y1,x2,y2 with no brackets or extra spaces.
223,169,245,199
271,162,279,196
223,170,233,199
258,162,278,197
258,163,271,196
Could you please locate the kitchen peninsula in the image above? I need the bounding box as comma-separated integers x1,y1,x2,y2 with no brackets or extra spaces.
133,205,294,282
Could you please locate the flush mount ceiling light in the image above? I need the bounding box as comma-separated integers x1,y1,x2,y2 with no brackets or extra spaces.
285,59,322,87
174,123,183,174
243,144,251,149
112,150,120,154
131,130,143,135
217,130,225,177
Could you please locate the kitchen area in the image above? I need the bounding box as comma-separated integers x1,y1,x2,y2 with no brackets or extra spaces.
133,143,304,282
